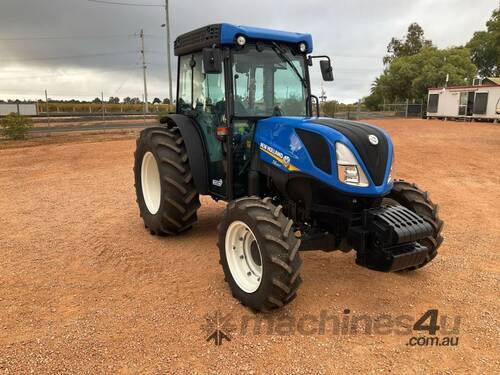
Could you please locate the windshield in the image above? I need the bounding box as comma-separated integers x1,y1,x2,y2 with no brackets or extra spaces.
232,44,307,117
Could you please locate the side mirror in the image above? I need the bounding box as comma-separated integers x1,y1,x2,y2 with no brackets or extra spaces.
203,48,222,74
320,60,334,81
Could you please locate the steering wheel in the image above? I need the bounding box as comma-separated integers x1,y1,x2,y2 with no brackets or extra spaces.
273,105,283,116
234,99,248,116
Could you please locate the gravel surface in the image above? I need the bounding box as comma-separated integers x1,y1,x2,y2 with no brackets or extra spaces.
0,119,499,374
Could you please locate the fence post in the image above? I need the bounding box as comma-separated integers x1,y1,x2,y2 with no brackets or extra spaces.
405,99,409,118
45,90,50,127
101,92,105,122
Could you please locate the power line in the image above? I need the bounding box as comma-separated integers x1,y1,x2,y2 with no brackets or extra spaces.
0,51,138,63
0,88,124,95
88,0,173,103
87,0,162,7
0,34,136,41
0,66,142,80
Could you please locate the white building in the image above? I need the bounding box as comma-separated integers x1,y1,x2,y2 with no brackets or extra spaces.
427,77,500,122
0,103,38,116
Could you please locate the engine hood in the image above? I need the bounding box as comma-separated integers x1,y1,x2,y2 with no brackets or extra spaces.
254,116,394,196
310,118,389,186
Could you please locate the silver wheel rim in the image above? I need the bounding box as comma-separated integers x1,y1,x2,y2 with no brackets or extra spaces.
225,221,263,293
141,151,161,215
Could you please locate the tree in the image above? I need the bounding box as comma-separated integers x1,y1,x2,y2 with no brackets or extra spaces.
320,100,338,117
383,23,433,65
1,113,33,140
162,98,171,105
123,97,132,104
368,22,476,106
152,97,161,104
92,97,102,104
466,8,499,77
108,96,120,104
364,77,384,110
376,47,476,102
130,97,141,104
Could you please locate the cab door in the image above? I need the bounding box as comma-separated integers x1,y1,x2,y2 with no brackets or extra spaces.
177,53,227,198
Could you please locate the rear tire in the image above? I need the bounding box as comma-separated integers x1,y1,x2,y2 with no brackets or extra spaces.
218,197,303,312
134,126,200,235
383,180,444,270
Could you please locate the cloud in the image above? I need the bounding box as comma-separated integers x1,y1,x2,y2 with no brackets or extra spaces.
0,0,496,102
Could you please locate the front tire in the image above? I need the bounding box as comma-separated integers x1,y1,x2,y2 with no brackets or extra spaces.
383,180,444,270
134,126,200,235
218,197,303,312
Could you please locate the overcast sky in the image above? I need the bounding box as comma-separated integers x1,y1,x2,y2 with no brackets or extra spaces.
0,0,497,103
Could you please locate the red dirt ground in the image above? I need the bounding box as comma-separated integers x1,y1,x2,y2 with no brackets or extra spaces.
0,119,499,373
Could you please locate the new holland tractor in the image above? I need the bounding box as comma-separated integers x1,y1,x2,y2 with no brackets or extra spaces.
134,24,444,311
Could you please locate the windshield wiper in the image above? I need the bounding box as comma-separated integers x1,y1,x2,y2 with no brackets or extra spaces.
271,42,307,89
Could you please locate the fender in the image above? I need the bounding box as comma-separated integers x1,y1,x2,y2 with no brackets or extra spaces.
160,114,210,195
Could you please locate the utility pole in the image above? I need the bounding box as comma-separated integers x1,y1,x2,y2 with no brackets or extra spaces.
164,0,173,105
45,90,50,126
140,29,149,113
88,1,173,106
142,94,146,124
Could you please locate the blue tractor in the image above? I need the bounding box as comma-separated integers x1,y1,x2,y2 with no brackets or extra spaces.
134,24,444,311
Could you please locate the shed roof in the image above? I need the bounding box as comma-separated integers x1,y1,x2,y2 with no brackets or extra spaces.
483,77,500,85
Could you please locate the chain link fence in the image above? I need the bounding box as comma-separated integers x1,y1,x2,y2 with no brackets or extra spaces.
321,101,424,120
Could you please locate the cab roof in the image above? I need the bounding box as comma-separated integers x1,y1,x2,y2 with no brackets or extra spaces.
174,23,313,56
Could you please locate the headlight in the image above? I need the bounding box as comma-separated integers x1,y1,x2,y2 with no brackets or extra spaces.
298,42,307,53
335,142,369,187
387,153,394,183
236,35,246,46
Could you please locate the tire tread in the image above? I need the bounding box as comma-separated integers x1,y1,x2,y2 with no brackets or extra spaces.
218,197,303,311
134,126,200,235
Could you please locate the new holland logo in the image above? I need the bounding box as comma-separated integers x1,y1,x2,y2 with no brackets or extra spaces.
368,135,379,145
259,143,299,172
260,142,284,160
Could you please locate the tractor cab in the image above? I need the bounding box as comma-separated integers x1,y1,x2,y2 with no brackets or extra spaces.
172,24,333,199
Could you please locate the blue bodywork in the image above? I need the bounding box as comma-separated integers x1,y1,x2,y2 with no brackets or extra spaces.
254,117,394,196
220,23,313,53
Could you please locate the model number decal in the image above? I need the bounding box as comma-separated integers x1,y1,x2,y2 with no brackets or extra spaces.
212,179,223,187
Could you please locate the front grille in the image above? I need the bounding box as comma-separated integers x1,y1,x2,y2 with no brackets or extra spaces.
295,129,332,174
